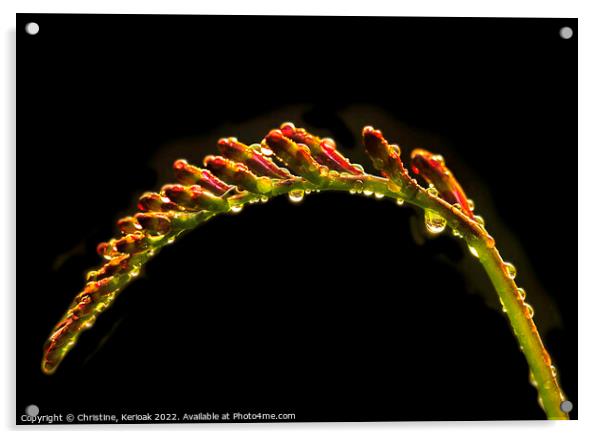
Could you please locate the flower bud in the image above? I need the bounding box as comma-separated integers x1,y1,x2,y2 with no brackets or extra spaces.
173,159,232,195
263,129,322,183
217,137,291,179
280,123,362,175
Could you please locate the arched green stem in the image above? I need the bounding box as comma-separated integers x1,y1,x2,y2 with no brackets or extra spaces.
42,126,568,420
136,174,568,419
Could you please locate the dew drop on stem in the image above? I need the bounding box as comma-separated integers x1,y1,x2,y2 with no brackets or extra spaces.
426,186,439,197
289,189,304,203
517,287,526,300
504,261,517,279
424,209,446,234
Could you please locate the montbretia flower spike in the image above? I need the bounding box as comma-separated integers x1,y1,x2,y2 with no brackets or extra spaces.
41,122,569,420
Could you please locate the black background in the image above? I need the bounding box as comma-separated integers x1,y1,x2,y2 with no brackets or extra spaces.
17,14,577,422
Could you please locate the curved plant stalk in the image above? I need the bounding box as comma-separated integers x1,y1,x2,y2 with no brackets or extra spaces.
41,123,569,420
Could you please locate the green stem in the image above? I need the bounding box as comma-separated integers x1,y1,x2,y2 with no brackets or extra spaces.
475,244,567,419
45,173,568,419
232,173,567,420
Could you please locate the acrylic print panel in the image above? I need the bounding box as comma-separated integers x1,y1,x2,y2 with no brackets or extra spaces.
17,14,577,424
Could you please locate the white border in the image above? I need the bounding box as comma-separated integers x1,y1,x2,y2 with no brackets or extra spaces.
2,1,600,438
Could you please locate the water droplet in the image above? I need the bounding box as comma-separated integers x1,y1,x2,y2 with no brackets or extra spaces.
363,189,374,196
374,192,384,199
166,236,176,244
230,205,243,213
352,180,364,193
260,146,273,156
551,365,558,377
529,371,538,387
426,186,439,197
130,267,141,277
353,164,364,173
304,189,312,194
328,170,340,178
467,199,475,211
452,202,463,210
537,396,544,410
424,209,446,234
452,229,463,238
517,287,526,300
396,198,405,206
387,179,401,193
525,303,535,318
260,196,269,203
474,215,485,227
468,245,479,258
319,166,329,177
499,298,507,313
390,144,401,155
504,262,517,279
289,190,304,203
543,380,553,390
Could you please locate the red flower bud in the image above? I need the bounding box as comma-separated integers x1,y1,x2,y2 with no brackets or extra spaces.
362,126,409,183
162,184,229,212
217,137,291,179
411,148,474,218
173,159,232,195
135,212,172,235
263,129,322,183
280,122,362,175
204,155,274,194
117,216,142,234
